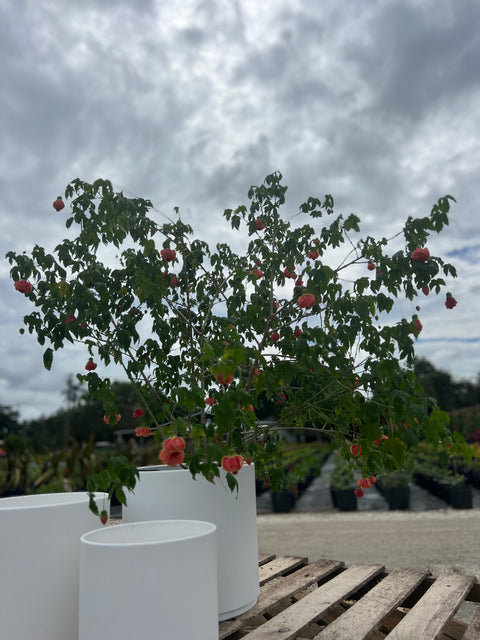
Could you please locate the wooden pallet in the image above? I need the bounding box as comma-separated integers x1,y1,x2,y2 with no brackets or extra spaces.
219,555,480,639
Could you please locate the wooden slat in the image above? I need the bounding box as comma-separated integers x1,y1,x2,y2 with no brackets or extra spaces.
462,606,480,640
315,568,428,640
258,553,276,566
388,573,475,640
241,563,384,640
258,555,308,586
219,559,343,639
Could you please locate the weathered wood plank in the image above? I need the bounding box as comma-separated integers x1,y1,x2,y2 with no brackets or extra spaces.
258,555,308,586
462,605,480,640
241,564,384,640
219,559,343,639
388,573,475,640
258,553,276,566
315,568,428,640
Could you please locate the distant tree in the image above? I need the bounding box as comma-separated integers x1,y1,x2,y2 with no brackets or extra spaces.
0,405,21,437
414,358,480,411
23,380,144,450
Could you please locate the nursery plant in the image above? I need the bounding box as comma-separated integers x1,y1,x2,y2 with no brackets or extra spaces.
6,171,467,517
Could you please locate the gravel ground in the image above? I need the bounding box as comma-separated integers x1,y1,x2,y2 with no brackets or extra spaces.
257,509,480,578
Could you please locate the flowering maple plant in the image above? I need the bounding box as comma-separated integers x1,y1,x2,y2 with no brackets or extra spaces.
6,172,465,516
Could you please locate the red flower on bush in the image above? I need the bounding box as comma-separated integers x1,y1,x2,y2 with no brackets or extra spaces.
160,248,176,262
52,197,65,211
284,267,296,279
349,443,362,457
85,360,97,371
164,436,186,451
422,286,430,296
205,396,215,406
221,454,244,475
14,280,32,294
293,327,302,337
411,317,423,334
367,262,376,271
170,276,179,287
135,426,152,437
445,294,457,309
159,448,185,466
295,278,304,286
255,218,265,230
103,414,121,424
65,315,76,323
252,269,263,279
159,436,186,466
358,477,372,489
308,249,319,260
411,247,430,262
133,409,144,418
271,331,280,342
354,488,364,498
298,293,315,309
216,372,234,385
373,435,388,445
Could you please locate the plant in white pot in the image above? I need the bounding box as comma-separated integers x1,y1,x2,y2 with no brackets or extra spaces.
6,171,467,616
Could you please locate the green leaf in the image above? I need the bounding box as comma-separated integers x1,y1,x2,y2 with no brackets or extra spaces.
43,347,53,371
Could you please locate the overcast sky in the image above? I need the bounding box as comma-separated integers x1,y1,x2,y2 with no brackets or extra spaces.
1,0,479,422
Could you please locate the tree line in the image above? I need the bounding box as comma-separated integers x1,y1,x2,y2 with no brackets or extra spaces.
1,358,480,451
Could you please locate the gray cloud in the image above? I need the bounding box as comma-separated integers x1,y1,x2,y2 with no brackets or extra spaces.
1,0,479,420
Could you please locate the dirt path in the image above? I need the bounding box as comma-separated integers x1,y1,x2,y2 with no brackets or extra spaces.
257,509,480,578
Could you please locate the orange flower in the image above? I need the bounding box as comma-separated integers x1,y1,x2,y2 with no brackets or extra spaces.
358,477,372,489
221,454,244,475
159,448,185,466
103,414,121,424
135,427,152,437
159,437,186,465
298,293,315,309
349,443,362,457
411,247,430,262
163,436,186,451
216,372,234,385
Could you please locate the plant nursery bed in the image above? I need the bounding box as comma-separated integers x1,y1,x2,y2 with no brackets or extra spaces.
219,554,480,639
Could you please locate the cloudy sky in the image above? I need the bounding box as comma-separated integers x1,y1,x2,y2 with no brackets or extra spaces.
1,0,479,422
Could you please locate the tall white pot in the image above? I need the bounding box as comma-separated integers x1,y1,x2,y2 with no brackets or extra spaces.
79,520,218,640
123,463,259,620
0,492,107,640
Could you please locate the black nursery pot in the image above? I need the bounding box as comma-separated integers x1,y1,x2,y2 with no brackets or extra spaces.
271,489,295,513
330,487,357,511
385,486,410,511
446,484,472,509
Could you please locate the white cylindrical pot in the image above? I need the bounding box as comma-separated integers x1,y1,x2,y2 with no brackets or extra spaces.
123,464,259,620
0,492,108,640
79,520,218,640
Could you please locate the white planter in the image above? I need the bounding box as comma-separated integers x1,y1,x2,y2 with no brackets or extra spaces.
123,463,259,620
0,492,107,640
79,520,218,640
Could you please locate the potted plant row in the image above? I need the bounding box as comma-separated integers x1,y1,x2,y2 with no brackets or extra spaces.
375,471,411,510
329,455,357,511
269,441,330,513
414,462,472,509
